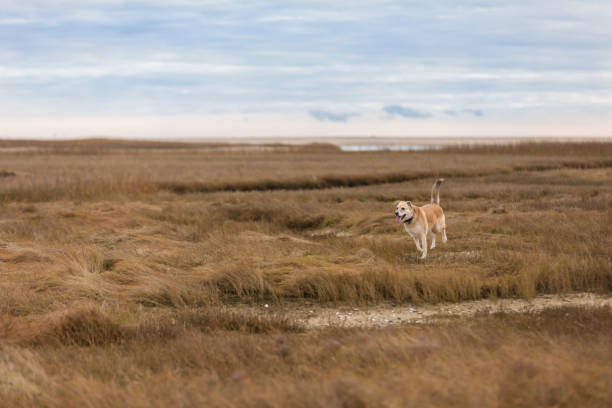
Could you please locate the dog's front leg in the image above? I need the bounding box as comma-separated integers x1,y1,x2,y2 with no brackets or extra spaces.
419,234,428,259
411,235,422,252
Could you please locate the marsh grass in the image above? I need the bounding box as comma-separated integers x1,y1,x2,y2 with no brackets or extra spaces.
1,140,611,203
1,140,611,407
1,143,611,309
2,306,302,348
0,306,610,407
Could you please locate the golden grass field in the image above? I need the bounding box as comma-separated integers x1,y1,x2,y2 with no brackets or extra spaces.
1,139,611,407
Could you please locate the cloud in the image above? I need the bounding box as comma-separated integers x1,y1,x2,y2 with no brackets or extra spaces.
444,109,484,117
310,110,359,122
383,105,431,118
0,17,39,25
1,0,612,134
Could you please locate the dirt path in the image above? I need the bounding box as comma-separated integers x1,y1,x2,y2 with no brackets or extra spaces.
263,293,611,328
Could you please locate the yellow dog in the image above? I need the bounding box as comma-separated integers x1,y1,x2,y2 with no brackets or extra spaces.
394,179,447,259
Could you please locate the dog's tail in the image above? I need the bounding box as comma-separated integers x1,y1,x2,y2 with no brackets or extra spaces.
431,178,444,204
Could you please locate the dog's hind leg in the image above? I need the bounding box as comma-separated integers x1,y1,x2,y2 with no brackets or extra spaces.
441,215,448,243
429,232,436,249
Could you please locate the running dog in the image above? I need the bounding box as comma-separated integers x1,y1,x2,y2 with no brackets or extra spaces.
394,179,447,259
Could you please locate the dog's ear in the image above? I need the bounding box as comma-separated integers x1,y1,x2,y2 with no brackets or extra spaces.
406,201,412,207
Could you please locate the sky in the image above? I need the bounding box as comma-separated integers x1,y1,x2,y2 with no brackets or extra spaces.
1,0,611,139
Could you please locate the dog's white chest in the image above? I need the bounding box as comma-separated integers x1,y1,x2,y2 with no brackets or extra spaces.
403,222,423,235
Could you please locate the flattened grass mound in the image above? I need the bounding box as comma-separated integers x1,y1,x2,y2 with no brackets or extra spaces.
2,307,302,347
0,169,16,178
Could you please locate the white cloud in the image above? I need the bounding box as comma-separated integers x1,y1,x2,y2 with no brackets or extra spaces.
0,62,252,79
0,17,39,25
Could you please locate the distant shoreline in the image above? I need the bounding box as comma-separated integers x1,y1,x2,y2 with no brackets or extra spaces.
1,136,610,151
171,136,612,147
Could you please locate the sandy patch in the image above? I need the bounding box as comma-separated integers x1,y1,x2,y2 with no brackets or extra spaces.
256,293,612,329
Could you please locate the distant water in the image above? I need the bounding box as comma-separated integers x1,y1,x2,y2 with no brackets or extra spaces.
339,145,443,152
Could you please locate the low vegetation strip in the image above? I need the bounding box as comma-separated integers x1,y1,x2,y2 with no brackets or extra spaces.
159,158,612,194
0,307,302,347
0,169,16,178
0,138,341,153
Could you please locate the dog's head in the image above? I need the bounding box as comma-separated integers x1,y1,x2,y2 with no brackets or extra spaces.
394,200,414,223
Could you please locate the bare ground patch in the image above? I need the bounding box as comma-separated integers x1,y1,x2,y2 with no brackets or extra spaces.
254,293,612,328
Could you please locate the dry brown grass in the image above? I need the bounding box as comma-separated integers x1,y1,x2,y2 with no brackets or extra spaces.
1,139,611,202
1,141,611,310
0,306,610,407
1,140,611,407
